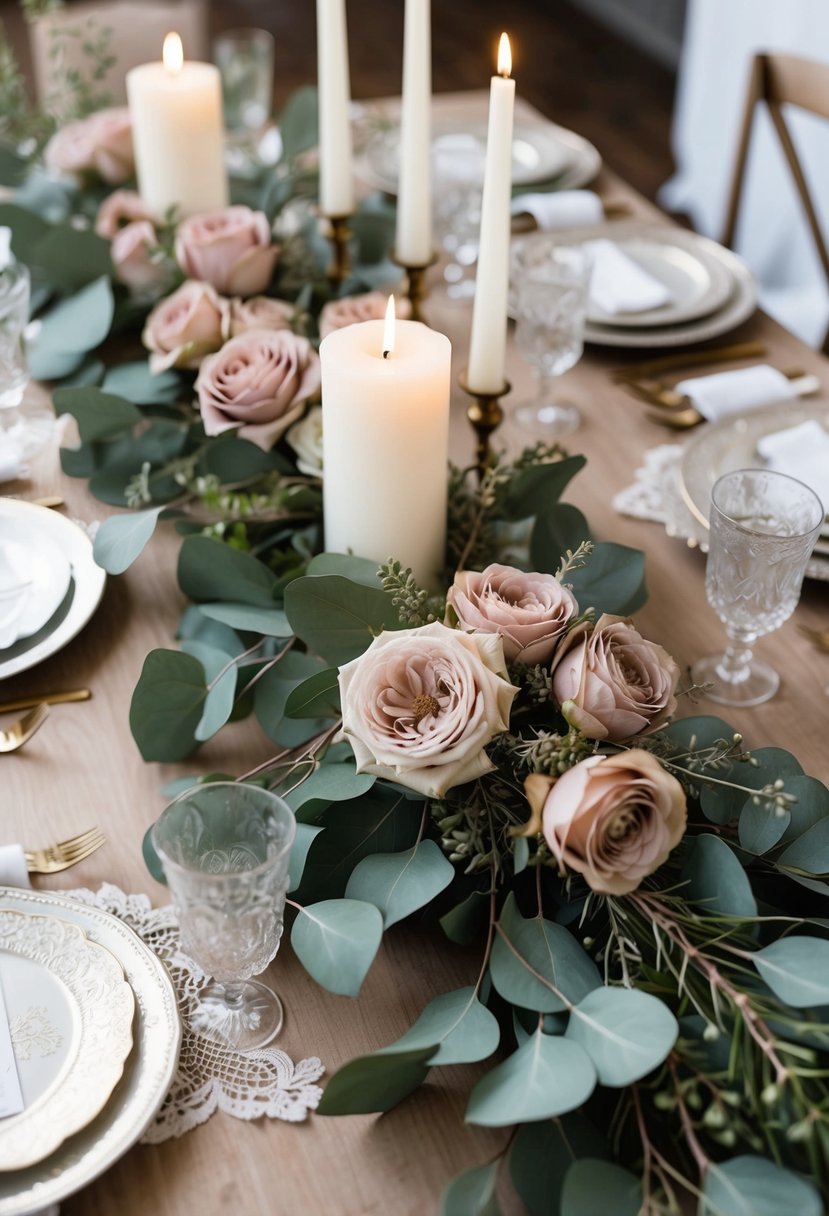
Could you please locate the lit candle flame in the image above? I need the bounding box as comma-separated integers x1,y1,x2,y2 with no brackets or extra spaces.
382,295,396,359
497,32,512,78
163,31,184,75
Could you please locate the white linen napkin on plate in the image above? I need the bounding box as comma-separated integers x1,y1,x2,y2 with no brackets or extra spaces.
756,420,829,511
0,844,30,888
511,189,604,231
583,238,672,315
674,364,794,422
0,435,28,483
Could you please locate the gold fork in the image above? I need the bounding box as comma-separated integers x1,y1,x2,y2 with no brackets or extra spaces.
25,826,106,874
0,704,49,753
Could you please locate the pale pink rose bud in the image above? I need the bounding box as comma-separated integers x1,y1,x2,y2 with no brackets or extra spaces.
318,291,411,340
175,206,279,296
551,613,680,742
229,296,295,336
44,107,134,184
195,328,321,451
142,280,229,372
95,190,156,239
338,621,519,799
446,563,578,666
525,749,687,895
111,220,166,291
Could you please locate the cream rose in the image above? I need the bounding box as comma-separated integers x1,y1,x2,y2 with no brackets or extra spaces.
175,206,279,296
318,291,411,340
111,220,167,292
551,614,680,742
446,563,578,666
338,621,518,798
44,107,133,184
142,280,229,372
526,750,687,895
286,405,323,476
229,296,295,336
196,328,321,451
95,189,155,238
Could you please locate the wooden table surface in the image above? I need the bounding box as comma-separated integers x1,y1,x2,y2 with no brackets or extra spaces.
3,93,829,1216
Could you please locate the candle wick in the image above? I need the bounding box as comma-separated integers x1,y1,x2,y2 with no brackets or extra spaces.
383,349,391,360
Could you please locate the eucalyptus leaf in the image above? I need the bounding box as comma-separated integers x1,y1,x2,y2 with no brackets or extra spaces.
92,506,166,574
739,797,791,854
387,986,500,1066
561,1160,642,1216
440,890,490,946
278,85,319,161
129,649,206,761
177,535,277,607
466,1030,596,1126
306,551,383,586
285,763,376,812
284,667,341,718
682,834,758,919
177,605,244,657
345,840,455,928
502,454,586,520
32,224,112,291
700,1155,822,1216
509,1116,610,1216
31,276,113,360
567,542,647,616
0,144,30,188
700,747,804,827
529,504,592,575
285,574,401,665
0,203,50,262
103,361,183,404
181,640,239,742
779,815,829,876
565,986,678,1085
440,1162,500,1216
489,892,601,1013
290,898,383,996
142,823,165,885
52,387,140,442
315,1045,434,1116
751,938,829,1008
199,602,291,637
201,433,285,482
289,823,323,893
254,650,330,740
778,775,829,846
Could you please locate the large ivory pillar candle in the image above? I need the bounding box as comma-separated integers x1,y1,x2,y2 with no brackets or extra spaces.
316,0,355,216
321,304,451,586
395,0,432,264
466,33,515,394
126,33,228,218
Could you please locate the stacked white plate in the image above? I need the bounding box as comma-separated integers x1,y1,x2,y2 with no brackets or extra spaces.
0,499,106,680
0,888,180,1214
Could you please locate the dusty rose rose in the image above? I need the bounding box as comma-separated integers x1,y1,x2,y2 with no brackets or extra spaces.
525,750,686,895
95,189,155,238
446,563,578,666
338,621,518,798
44,107,133,184
196,328,321,451
286,405,323,476
318,291,411,340
229,296,295,336
551,613,680,742
111,220,166,292
175,206,279,296
142,280,229,372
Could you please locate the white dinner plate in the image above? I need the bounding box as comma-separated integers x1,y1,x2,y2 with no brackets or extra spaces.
0,516,71,647
0,910,134,1171
0,889,181,1216
0,499,106,681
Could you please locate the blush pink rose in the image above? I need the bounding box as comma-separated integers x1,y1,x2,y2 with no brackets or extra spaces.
111,220,167,292
318,291,411,340
551,614,680,742
338,621,518,798
95,189,155,238
195,329,321,451
229,296,295,336
446,563,578,666
142,280,229,372
175,206,279,296
44,107,133,184
525,749,687,895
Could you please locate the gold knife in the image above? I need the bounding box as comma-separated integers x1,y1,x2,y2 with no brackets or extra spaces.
0,689,91,714
610,341,767,383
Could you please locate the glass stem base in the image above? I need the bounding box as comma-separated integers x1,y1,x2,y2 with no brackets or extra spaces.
691,649,780,707
189,979,284,1051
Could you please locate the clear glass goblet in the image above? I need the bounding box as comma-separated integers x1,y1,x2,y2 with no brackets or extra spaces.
509,237,591,438
213,29,275,171
433,139,485,302
0,257,53,461
691,468,824,707
152,781,296,1051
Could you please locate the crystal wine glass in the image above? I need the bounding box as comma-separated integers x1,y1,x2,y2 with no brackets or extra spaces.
213,29,275,172
691,468,824,706
509,236,591,438
152,781,296,1051
0,249,53,461
433,138,485,302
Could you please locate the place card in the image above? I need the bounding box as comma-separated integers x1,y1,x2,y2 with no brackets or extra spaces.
0,972,24,1118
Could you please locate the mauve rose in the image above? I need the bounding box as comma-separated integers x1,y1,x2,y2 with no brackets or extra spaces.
318,291,411,339
44,107,133,184
229,296,295,336
447,563,578,666
286,405,323,476
95,189,155,238
551,613,680,742
196,328,321,451
142,280,228,372
175,206,279,296
111,221,166,292
338,621,518,798
525,750,686,895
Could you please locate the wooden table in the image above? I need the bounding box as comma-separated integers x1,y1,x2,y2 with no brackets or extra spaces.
3,93,829,1215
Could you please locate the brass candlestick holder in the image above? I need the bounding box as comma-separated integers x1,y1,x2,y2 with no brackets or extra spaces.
459,372,512,480
392,251,438,323
324,213,352,293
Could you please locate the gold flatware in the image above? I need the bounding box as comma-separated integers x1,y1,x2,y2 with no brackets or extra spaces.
0,688,91,714
30,496,65,510
24,826,106,874
610,341,767,383
0,704,49,753
644,407,705,429
798,625,829,654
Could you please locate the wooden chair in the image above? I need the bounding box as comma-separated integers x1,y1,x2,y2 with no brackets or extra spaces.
722,51,829,353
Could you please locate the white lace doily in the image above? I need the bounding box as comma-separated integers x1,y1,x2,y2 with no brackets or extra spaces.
612,443,708,550
67,883,324,1142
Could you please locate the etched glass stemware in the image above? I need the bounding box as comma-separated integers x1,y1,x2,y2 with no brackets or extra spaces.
691,469,824,706
152,782,296,1051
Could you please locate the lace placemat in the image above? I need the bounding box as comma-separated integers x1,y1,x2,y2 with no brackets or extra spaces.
67,884,324,1142
612,442,708,549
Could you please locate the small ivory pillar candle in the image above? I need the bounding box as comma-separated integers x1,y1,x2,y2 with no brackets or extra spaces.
316,0,355,217
126,33,228,219
321,300,451,586
466,33,515,394
395,0,432,265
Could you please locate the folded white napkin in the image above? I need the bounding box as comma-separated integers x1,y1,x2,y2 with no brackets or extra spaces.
511,189,604,231
583,238,672,315
674,364,794,422
0,434,28,483
757,420,829,512
0,843,30,888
